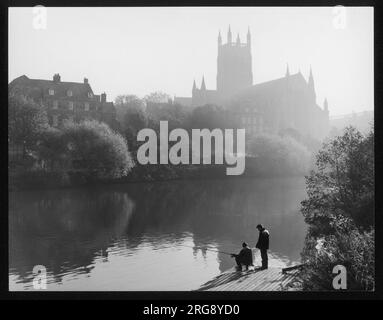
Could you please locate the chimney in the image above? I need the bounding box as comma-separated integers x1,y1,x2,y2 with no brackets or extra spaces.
101,92,106,103
53,73,61,83
84,77,89,84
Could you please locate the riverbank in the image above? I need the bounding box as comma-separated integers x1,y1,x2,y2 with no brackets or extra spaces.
9,158,308,191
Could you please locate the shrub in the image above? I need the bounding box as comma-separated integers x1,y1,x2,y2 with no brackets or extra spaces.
299,126,374,290
61,120,135,179
300,224,374,291
247,133,311,175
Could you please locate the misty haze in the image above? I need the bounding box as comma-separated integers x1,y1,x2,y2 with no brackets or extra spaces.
8,7,374,292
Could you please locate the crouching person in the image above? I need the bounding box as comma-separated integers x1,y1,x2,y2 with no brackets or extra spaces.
231,242,253,271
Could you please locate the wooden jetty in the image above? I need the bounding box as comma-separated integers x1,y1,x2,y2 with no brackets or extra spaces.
198,265,303,291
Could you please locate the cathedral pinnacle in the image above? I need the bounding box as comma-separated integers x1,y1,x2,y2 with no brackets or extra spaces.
227,25,232,44
201,76,206,91
286,63,290,77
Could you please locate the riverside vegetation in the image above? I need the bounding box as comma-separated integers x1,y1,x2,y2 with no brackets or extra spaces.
9,91,315,188
8,92,375,291
296,126,374,291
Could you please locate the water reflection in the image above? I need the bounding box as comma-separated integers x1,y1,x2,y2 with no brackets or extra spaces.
9,177,307,291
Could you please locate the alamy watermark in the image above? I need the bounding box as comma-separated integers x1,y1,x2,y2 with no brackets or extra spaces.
32,265,47,289
332,265,347,290
332,6,347,30
136,121,246,175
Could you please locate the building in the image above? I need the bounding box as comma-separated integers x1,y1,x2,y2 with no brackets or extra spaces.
174,27,330,140
9,74,117,129
330,110,373,134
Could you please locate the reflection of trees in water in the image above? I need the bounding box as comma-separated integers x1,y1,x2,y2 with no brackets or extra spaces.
124,177,307,272
9,188,135,283
10,177,307,282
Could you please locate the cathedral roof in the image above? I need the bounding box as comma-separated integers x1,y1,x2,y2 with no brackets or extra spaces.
228,72,308,108
226,72,314,112
244,72,306,96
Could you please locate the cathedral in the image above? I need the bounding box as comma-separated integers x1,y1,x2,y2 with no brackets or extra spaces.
174,26,330,140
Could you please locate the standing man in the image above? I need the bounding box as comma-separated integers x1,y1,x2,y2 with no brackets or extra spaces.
256,224,269,269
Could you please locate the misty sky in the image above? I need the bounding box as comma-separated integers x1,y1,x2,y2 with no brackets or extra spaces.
9,7,373,116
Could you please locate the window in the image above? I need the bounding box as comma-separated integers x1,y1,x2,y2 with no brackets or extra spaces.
53,100,58,109
88,92,93,98
68,101,74,110
84,102,90,111
67,90,73,97
49,89,55,95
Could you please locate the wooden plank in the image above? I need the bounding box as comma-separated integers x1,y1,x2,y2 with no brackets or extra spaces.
199,266,301,291
218,270,265,291
262,270,286,290
282,264,306,274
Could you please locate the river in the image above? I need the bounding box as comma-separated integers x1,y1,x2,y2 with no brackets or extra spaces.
9,177,307,291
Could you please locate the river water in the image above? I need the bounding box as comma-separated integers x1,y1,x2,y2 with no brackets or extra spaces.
9,177,307,291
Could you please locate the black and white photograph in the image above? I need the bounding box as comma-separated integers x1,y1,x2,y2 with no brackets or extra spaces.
6,5,375,296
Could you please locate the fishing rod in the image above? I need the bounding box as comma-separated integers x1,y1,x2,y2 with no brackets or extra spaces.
176,244,234,256
177,244,258,256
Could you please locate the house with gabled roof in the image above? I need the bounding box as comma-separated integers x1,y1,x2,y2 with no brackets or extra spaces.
9,73,118,130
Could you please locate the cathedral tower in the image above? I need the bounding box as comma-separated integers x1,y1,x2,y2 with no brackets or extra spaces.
216,26,253,98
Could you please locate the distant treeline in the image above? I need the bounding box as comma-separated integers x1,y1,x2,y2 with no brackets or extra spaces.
9,91,320,189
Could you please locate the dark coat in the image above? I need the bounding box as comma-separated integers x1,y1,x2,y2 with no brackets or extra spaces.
256,229,269,250
237,247,253,266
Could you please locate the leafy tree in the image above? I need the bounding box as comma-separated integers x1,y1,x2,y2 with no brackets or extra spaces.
298,126,374,291
146,102,190,130
144,91,171,104
279,128,321,154
114,95,149,151
247,133,311,175
8,93,49,156
187,104,235,130
301,126,374,232
114,94,146,127
61,121,134,179
279,127,302,142
37,121,135,179
123,110,149,152
37,127,67,171
300,224,374,291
